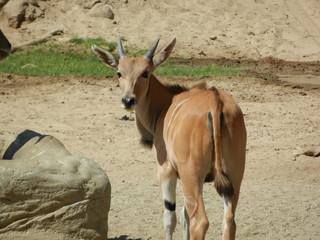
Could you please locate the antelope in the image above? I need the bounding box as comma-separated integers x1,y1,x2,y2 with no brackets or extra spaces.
92,38,246,240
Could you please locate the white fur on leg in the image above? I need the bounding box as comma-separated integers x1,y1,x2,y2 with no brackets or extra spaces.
181,206,190,240
223,195,229,231
164,209,177,240
162,179,177,203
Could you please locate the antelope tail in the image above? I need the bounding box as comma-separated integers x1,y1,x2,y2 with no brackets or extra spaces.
208,105,234,197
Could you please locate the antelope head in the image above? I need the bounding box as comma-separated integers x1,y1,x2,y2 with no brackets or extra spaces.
92,38,176,111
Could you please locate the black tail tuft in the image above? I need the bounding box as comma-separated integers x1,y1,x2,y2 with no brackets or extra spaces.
214,170,234,197
140,136,153,149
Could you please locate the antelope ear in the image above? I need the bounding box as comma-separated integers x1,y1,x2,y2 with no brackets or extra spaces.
153,37,176,67
92,45,118,70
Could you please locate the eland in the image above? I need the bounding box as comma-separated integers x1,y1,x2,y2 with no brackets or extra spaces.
92,38,246,240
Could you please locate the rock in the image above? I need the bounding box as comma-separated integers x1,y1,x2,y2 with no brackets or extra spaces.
84,0,101,9
198,50,206,56
293,146,320,158
0,0,10,10
1,0,45,28
88,3,114,20
119,115,134,121
0,130,111,240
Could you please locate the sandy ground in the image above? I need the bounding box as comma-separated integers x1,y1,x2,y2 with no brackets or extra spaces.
1,0,320,61
0,71,319,239
1,1,320,238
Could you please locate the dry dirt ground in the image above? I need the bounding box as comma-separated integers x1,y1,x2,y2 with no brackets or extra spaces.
0,67,319,239
1,0,320,239
1,0,320,61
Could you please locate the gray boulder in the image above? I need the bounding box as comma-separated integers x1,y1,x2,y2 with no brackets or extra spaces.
0,130,111,240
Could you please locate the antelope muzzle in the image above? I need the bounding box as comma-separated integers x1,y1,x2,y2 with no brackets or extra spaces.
121,96,136,110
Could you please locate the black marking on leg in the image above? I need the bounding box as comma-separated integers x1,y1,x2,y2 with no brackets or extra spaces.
3,130,47,160
164,200,176,211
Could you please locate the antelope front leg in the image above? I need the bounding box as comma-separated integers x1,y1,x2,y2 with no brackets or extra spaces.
181,205,190,240
159,162,177,240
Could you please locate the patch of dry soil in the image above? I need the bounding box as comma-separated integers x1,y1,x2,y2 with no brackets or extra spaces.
0,72,319,239
1,0,320,61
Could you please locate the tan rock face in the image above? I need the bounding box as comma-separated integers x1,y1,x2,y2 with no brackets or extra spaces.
1,0,45,28
0,130,111,240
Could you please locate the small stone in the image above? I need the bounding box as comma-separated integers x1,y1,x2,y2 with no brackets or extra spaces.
198,50,206,56
119,115,135,121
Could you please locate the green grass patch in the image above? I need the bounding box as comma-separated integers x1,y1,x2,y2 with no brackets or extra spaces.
0,38,242,77
155,60,240,77
0,38,116,76
0,47,115,76
68,37,117,52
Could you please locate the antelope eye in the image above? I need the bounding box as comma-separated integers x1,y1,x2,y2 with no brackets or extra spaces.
117,72,122,78
142,71,149,78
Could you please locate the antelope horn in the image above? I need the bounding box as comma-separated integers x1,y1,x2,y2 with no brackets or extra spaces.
118,38,125,59
144,38,160,60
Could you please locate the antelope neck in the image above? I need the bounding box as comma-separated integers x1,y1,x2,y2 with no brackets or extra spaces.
135,74,173,135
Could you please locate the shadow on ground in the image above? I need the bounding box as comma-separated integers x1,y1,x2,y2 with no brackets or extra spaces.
108,235,143,240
